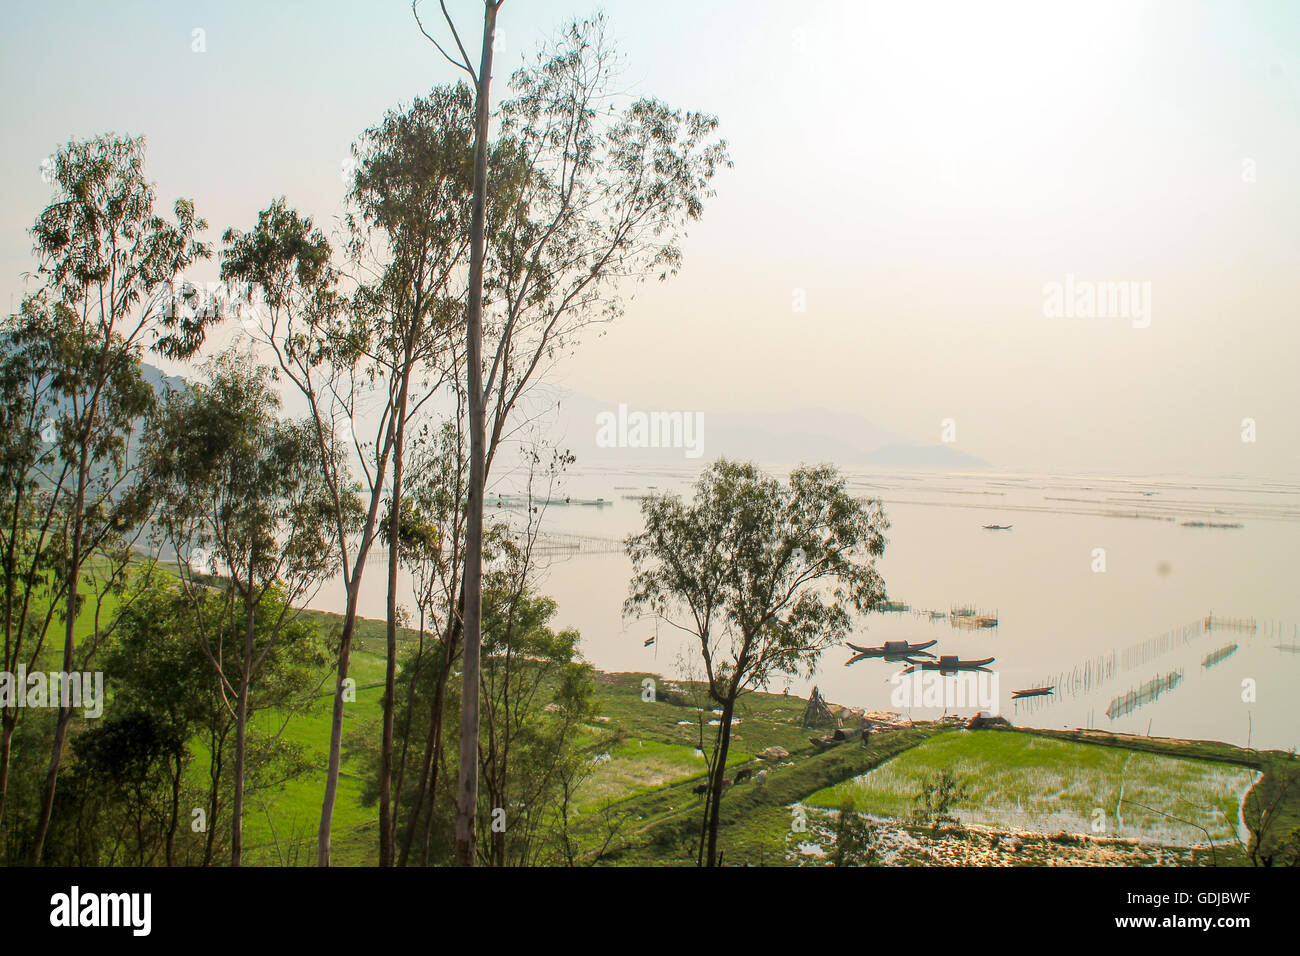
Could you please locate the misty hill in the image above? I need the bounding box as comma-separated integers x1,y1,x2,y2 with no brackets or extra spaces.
532,386,989,469
141,363,189,398
127,371,989,470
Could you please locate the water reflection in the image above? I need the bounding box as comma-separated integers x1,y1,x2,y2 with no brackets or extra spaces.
315,466,1300,750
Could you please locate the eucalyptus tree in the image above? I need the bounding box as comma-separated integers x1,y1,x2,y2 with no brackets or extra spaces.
24,134,217,863
415,4,730,864
146,348,337,865
476,574,593,867
0,300,68,833
473,443,593,867
625,460,889,867
220,202,378,867
221,185,466,866
387,416,468,866
482,15,730,481
41,578,324,867
345,86,476,865
413,0,504,867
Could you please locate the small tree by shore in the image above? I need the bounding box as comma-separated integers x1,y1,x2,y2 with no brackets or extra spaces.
911,768,970,835
626,459,888,866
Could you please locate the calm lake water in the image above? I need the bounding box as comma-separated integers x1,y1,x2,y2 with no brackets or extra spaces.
319,464,1300,753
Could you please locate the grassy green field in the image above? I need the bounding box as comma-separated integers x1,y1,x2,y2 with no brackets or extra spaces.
575,738,740,807
239,639,387,865
240,670,385,865
51,568,1300,865
805,731,1256,846
217,658,1293,865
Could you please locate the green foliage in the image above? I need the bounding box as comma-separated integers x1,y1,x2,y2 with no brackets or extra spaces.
12,132,221,862
1,576,324,866
378,579,595,866
221,199,332,317
147,347,342,596
346,83,474,358
831,798,878,867
627,459,889,703
31,134,215,361
0,307,68,734
911,768,971,833
626,458,889,865
1243,750,1300,867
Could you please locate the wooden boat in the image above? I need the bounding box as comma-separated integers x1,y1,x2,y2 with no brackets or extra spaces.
982,523,1013,531
847,639,936,656
844,640,936,665
1011,686,1054,699
908,655,995,672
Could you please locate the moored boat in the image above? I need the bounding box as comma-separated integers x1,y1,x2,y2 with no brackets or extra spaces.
809,727,868,750
908,654,995,672
845,639,937,665
1011,686,1054,699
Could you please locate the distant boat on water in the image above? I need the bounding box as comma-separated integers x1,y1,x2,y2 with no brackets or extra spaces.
1011,686,1054,699
982,523,1013,530
905,655,995,673
845,639,936,665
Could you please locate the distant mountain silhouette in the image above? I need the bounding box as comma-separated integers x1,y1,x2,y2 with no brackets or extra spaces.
140,363,189,398
124,374,990,470
530,386,990,469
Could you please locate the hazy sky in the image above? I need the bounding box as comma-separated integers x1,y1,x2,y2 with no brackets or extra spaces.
3,0,1298,476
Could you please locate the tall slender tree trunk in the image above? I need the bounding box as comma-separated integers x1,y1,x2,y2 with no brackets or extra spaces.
318,426,397,865
380,383,410,866
231,594,256,867
455,0,499,868
704,695,736,867
398,615,458,866
203,725,224,866
166,750,182,866
317,580,362,865
29,463,86,865
0,715,14,831
696,760,714,867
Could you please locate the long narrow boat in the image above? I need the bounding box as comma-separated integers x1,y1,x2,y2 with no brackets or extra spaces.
847,640,937,656
982,523,1013,531
845,639,937,665
1011,686,1054,699
908,655,995,672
